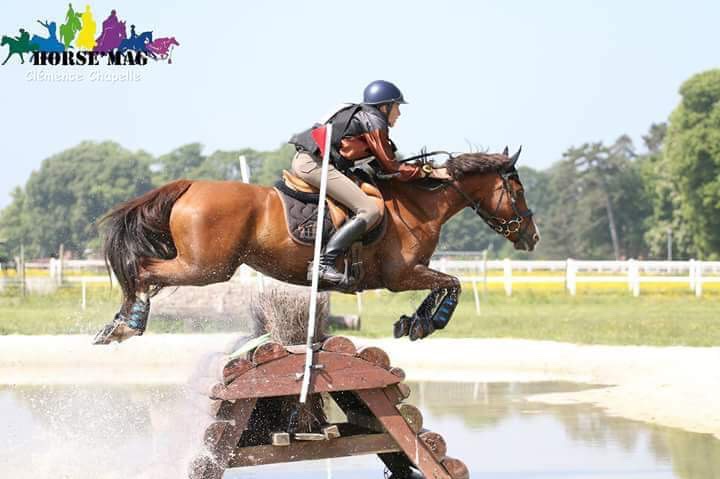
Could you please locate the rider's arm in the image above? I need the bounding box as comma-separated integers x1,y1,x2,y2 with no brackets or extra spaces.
362,128,424,182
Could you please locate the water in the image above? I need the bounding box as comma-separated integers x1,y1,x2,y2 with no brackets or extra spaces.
1,382,718,479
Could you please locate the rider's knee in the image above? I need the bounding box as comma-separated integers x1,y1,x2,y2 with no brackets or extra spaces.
357,204,382,229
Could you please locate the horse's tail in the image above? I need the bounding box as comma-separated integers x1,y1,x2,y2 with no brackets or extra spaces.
100,180,193,302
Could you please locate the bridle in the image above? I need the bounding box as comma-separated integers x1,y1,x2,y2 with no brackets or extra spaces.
398,149,535,247
448,169,535,246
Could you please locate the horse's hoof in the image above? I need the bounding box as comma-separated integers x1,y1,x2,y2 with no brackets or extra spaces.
92,318,142,345
409,314,435,341
393,315,411,338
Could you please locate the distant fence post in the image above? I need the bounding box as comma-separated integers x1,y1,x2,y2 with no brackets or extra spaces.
628,259,640,297
695,260,703,297
19,244,26,297
356,292,363,315
482,250,488,297
81,278,87,310
689,259,695,291
58,243,64,285
471,278,481,315
503,258,512,296
565,258,576,296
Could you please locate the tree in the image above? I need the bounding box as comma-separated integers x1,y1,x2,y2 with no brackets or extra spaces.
0,142,153,257
659,69,720,258
151,143,295,186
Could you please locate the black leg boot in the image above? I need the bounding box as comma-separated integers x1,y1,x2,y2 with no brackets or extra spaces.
316,217,367,287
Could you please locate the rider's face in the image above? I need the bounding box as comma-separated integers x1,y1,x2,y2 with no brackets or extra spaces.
387,103,401,127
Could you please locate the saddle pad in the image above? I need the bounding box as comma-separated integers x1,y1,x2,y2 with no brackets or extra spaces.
274,182,336,246
274,181,387,247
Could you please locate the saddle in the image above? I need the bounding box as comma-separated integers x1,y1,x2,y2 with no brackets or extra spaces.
274,170,387,247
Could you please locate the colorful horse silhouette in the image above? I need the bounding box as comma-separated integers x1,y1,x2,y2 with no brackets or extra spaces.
118,26,152,53
59,3,83,48
75,5,97,50
31,20,65,52
1,29,38,65
94,10,126,52
146,36,179,63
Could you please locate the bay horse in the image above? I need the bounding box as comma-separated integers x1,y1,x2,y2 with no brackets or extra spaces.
93,148,539,344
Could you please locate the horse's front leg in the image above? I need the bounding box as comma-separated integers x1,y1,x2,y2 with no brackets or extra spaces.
387,265,461,341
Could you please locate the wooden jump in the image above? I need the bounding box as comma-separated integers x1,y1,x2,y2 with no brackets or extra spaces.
188,335,469,479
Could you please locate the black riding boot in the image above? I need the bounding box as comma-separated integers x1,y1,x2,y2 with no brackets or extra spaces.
317,217,367,286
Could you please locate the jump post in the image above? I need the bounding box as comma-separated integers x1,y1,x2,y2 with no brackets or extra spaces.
188,335,468,479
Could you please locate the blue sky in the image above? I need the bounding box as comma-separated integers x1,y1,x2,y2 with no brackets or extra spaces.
0,0,718,208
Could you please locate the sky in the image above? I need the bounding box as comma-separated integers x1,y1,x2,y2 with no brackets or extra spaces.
0,0,718,209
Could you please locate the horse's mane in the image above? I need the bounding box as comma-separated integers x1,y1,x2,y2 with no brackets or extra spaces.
445,153,511,179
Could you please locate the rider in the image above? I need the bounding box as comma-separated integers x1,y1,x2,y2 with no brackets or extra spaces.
289,80,443,286
14,28,30,49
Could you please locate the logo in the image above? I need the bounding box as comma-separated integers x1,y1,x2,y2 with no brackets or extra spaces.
1,4,180,66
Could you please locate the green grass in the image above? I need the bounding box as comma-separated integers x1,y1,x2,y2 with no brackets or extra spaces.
1,283,719,346
330,287,720,347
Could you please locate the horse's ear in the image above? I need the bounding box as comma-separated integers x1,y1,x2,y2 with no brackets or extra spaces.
509,146,522,167
502,145,509,156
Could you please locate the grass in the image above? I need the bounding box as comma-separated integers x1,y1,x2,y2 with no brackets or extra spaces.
330,285,720,347
1,282,719,346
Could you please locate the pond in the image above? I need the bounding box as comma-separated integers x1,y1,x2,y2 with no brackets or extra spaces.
1,381,717,478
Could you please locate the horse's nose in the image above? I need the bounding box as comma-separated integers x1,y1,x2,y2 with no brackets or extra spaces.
532,232,540,243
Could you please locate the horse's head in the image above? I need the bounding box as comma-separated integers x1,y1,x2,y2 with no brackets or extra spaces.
170,37,180,46
445,147,540,251
1,36,8,46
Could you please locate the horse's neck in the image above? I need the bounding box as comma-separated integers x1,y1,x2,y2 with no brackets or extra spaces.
385,182,466,232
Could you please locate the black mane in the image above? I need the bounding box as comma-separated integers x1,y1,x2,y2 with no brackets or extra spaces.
445,153,512,179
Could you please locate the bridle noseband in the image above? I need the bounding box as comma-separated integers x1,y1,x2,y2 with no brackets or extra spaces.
448,169,534,244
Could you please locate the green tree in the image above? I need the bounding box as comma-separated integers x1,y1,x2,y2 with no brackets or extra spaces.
0,141,153,258
657,69,720,258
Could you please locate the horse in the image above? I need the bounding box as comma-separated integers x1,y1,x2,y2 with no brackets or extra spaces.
145,37,179,63
59,10,82,48
1,35,37,65
93,149,540,345
118,31,153,53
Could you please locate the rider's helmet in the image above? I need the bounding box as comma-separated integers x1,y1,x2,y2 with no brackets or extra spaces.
363,80,407,105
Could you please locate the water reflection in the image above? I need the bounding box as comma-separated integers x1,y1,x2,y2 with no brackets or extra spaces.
1,382,718,479
413,381,720,479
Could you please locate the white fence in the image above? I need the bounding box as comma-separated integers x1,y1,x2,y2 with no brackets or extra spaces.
4,258,720,312
429,258,720,299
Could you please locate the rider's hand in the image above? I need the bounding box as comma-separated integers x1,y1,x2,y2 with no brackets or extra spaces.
428,167,451,180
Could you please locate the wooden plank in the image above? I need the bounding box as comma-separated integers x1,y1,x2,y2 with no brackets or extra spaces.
322,336,357,355
419,430,447,462
397,403,424,434
272,432,290,446
228,433,400,467
389,367,406,381
442,457,470,479
384,384,411,404
356,388,452,479
215,352,400,400
322,425,341,440
208,398,258,468
222,358,253,385
294,432,326,441
356,346,391,369
252,341,289,365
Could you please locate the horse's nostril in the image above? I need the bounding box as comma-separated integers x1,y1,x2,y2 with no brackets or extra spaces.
532,233,540,242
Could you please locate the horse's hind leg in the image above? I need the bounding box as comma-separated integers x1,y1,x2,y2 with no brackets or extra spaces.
93,255,237,346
